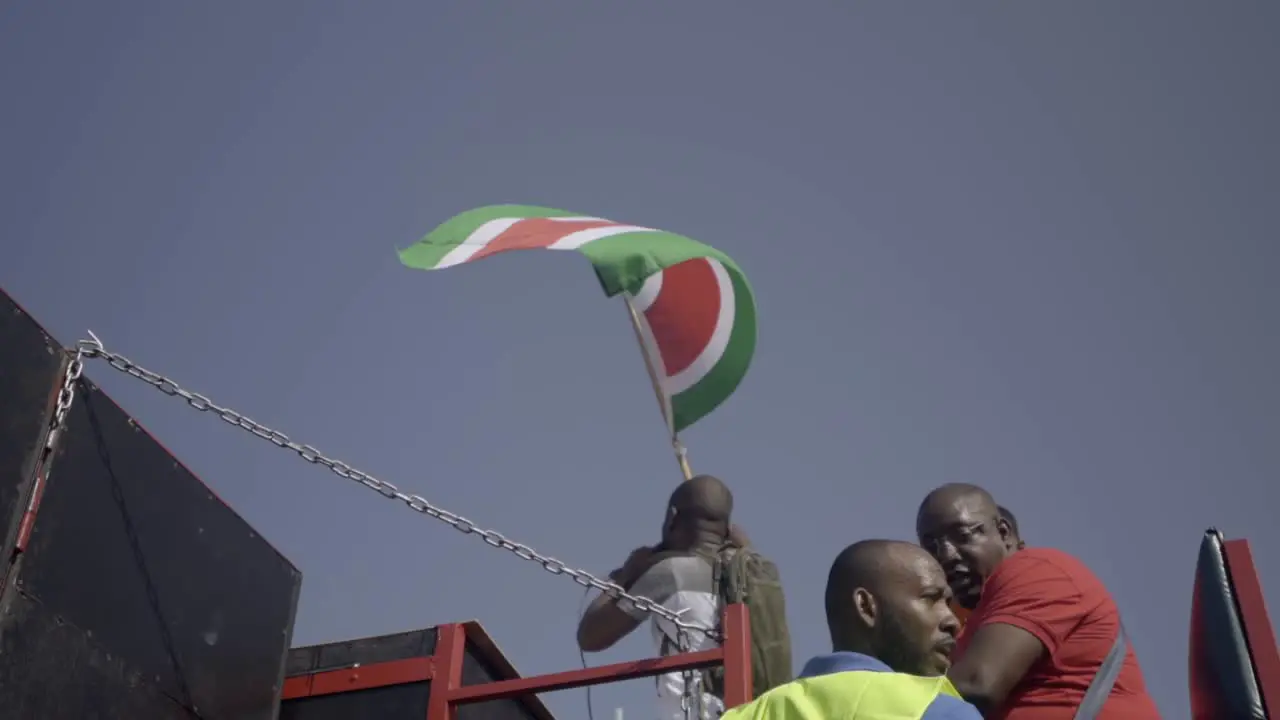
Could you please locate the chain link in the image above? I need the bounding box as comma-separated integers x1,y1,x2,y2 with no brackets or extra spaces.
676,627,709,720
679,626,695,717
73,335,719,640
54,348,86,428
45,345,87,451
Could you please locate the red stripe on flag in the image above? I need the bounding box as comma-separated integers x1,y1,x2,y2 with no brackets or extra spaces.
644,259,721,378
469,218,618,263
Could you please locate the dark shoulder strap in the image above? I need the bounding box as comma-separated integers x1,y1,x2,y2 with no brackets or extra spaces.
1073,622,1128,720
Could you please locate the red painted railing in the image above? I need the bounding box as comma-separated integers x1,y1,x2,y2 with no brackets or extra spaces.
284,604,753,719
429,603,753,720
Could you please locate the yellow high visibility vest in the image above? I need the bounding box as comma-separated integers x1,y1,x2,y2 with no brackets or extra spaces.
721,669,964,720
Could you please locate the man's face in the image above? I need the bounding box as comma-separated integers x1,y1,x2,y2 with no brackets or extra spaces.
917,493,1014,611
873,552,961,676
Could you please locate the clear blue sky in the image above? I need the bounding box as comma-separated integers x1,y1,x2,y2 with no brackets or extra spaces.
3,3,1276,718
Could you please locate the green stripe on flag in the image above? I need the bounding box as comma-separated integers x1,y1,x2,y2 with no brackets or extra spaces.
572,229,746,298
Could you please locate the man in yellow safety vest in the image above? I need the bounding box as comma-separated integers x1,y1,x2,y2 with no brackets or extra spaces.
723,540,981,720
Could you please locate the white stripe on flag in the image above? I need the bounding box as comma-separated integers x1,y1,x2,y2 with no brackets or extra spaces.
630,271,663,313
548,225,656,250
433,217,521,269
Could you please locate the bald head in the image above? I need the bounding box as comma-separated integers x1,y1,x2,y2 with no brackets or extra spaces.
661,475,733,551
825,540,932,626
915,483,1017,610
667,474,733,522
916,483,998,531
824,540,959,675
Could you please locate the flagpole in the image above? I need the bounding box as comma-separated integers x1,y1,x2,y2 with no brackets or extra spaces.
624,297,694,482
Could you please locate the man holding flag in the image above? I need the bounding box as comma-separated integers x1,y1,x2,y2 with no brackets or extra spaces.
577,475,791,720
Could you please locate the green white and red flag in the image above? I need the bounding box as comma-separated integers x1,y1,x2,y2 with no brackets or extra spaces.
398,204,757,434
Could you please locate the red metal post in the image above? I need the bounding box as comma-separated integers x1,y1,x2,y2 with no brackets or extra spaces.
13,469,48,553
1223,539,1280,716
427,623,467,720
720,603,753,708
1,357,69,593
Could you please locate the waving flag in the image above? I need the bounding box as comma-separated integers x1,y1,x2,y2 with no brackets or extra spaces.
398,204,756,434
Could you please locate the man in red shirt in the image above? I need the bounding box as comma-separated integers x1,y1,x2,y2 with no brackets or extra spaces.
916,483,1161,719
950,506,1023,628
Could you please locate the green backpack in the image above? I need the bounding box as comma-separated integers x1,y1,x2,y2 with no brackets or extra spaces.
697,546,794,701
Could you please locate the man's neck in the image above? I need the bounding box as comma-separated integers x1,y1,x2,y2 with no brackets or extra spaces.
666,530,725,555
693,528,727,551
830,638,875,658
693,539,723,554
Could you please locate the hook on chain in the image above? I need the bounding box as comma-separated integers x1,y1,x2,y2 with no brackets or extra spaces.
75,329,104,358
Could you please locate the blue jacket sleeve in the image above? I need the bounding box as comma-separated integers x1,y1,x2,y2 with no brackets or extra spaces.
921,693,984,720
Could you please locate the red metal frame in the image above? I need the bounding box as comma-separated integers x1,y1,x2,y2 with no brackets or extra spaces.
428,603,752,720
279,605,749,719
1223,539,1280,716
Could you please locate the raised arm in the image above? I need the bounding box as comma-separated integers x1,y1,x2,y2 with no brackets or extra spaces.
577,546,669,652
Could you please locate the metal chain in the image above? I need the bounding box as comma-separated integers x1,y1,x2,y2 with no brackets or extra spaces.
676,627,704,720
46,345,88,451
73,335,719,640
679,625,694,717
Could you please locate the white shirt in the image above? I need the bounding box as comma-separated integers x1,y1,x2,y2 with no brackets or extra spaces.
619,555,725,720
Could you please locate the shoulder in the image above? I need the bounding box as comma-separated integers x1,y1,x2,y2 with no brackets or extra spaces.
922,693,984,720
648,554,713,583
972,548,1117,651
1012,547,1095,574
997,547,1075,571
628,555,713,598
987,547,1097,591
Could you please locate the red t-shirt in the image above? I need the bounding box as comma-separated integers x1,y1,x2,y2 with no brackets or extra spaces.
955,548,1162,719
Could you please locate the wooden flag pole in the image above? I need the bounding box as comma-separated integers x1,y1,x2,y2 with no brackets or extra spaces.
624,297,694,481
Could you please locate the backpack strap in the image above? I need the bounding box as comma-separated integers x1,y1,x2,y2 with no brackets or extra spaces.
1073,622,1129,720
695,547,729,698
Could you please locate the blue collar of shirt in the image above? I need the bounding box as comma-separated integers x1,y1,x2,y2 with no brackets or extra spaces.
799,652,982,720
799,651,893,678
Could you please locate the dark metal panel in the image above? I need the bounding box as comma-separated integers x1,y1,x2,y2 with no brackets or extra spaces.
16,377,302,719
459,647,543,720
0,289,64,564
0,584,192,719
280,682,433,720
286,627,439,676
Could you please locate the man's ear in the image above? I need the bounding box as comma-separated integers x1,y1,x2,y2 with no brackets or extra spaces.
995,517,1016,551
853,588,878,629
662,506,677,538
